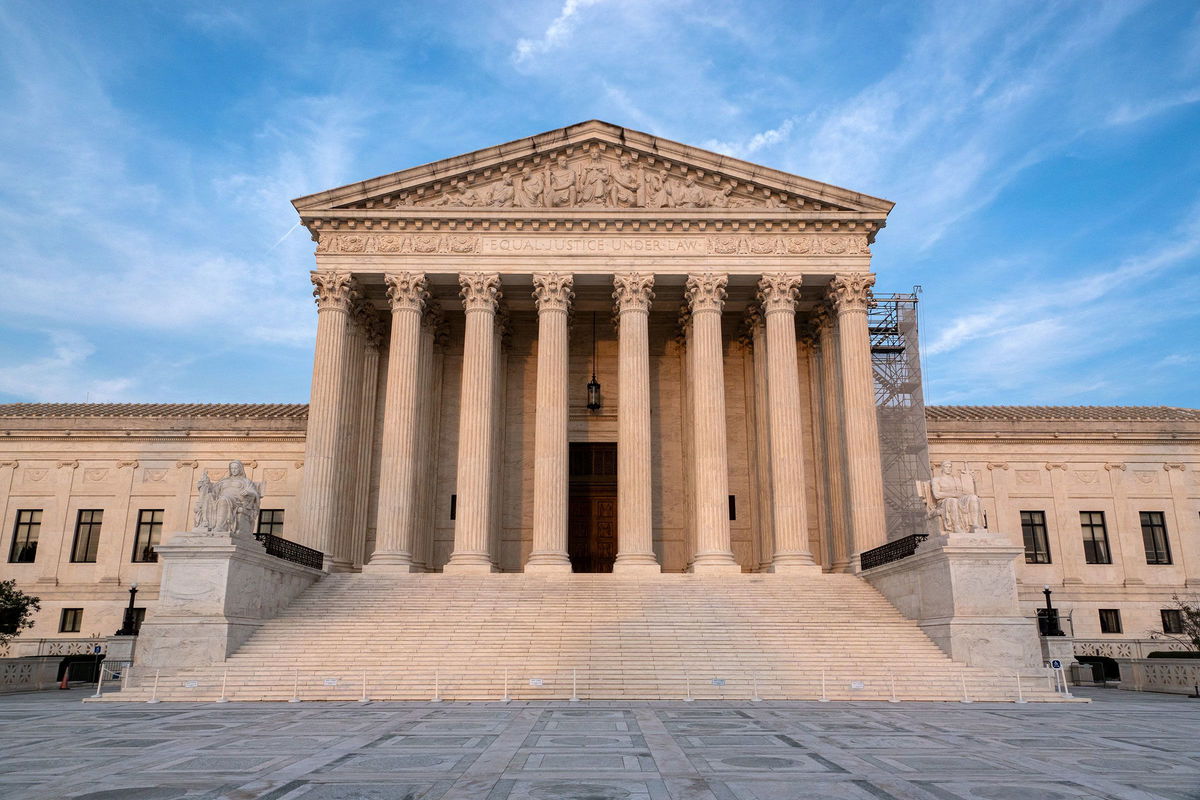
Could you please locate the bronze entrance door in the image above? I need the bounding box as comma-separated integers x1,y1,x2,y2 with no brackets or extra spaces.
568,442,618,573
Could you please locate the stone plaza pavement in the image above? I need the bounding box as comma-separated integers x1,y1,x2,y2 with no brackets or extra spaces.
0,688,1196,800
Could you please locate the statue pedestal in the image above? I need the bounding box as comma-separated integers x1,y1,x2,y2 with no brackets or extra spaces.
135,531,324,669
862,531,1042,671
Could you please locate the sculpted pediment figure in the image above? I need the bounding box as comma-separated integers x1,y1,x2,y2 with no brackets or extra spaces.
293,121,894,218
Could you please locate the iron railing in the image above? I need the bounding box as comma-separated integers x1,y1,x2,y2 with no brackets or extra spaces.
254,533,324,570
860,534,928,571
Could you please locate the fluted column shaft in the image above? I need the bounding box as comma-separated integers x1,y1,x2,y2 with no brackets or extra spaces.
815,306,851,571
830,274,887,565
298,271,358,561
613,273,660,573
329,309,366,571
365,273,429,571
526,273,574,573
350,316,383,568
685,272,740,573
759,274,819,572
745,307,774,571
411,306,444,570
445,272,502,573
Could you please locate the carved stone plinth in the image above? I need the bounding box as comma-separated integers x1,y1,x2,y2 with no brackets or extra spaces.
135,531,323,669
861,531,1042,671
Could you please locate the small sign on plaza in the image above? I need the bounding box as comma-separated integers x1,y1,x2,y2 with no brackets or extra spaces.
529,678,544,687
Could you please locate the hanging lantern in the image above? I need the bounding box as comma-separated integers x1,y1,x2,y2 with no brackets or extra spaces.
586,312,602,411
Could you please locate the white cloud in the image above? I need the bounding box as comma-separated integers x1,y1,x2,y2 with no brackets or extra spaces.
0,331,134,402
514,0,608,65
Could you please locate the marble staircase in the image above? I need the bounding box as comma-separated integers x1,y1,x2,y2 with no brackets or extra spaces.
105,573,1070,702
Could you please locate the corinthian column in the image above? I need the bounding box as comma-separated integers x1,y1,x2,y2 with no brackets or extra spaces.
298,271,359,561
613,272,660,573
829,273,887,565
445,272,502,573
525,272,574,573
366,272,429,572
814,304,851,572
685,272,740,573
758,273,819,573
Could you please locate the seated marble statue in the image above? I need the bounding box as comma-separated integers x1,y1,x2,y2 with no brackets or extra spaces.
193,460,263,535
918,460,986,533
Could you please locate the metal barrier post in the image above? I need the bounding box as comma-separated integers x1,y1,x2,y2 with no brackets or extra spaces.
358,669,370,704
147,670,161,704
751,673,762,703
683,675,694,702
889,674,899,704
569,669,580,703
216,669,230,703
959,672,972,704
1015,672,1027,704
501,669,510,703
819,669,829,702
288,669,301,703
90,665,107,699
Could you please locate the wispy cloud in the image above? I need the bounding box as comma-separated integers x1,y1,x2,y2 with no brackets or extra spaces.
514,0,608,65
0,331,134,402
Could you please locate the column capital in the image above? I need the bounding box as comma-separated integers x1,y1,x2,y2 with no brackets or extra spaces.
362,310,387,351
756,273,803,314
311,271,359,312
828,273,876,314
422,301,450,349
684,272,728,313
384,272,430,312
532,272,575,313
810,302,835,334
613,272,655,314
737,303,764,349
459,271,503,312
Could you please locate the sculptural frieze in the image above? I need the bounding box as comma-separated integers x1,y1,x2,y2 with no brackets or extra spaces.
193,460,263,536
918,461,986,534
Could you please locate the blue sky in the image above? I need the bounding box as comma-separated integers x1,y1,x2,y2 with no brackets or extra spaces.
0,0,1197,407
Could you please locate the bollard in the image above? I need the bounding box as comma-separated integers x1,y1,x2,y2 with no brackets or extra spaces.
959,672,973,704
147,670,161,704
288,669,301,703
432,669,442,703
569,669,580,703
216,669,229,703
751,674,762,703
683,675,694,702
1015,672,1027,704
818,669,829,702
888,674,899,704
501,669,510,703
358,669,370,705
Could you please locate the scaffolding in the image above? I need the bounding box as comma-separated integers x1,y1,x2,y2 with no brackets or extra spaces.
870,291,932,543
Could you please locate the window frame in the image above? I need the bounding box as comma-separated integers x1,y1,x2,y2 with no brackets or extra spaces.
1080,511,1112,565
256,509,285,537
1140,511,1172,565
8,508,42,563
1020,510,1051,564
1161,609,1184,635
59,608,83,633
70,509,104,563
1098,608,1122,634
131,509,163,563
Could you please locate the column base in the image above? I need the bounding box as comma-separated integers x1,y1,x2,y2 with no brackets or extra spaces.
442,555,498,574
613,555,661,575
690,552,743,575
326,556,355,573
361,558,423,574
524,559,573,574
766,561,822,575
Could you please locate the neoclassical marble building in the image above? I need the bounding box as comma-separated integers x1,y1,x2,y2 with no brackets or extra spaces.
291,120,890,577
1,122,1197,673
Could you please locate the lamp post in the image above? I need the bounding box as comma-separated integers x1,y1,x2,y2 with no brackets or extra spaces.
116,583,139,637
1041,584,1064,636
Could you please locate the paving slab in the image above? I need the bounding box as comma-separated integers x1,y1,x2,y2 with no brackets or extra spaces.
0,687,1195,799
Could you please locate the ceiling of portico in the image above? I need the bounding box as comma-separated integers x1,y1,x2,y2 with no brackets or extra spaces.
293,120,894,229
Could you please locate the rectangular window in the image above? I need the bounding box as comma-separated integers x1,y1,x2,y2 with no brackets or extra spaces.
8,509,41,563
1021,511,1051,564
1080,511,1111,565
132,509,163,562
1162,609,1184,635
1099,608,1122,634
256,509,285,537
1140,511,1171,565
59,608,82,633
70,510,103,563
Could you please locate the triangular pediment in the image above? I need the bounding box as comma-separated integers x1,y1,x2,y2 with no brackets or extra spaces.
292,120,893,217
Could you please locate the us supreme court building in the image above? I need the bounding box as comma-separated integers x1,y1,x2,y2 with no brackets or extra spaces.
2,122,1197,699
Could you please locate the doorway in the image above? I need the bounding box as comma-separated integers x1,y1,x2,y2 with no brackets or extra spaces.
568,442,618,573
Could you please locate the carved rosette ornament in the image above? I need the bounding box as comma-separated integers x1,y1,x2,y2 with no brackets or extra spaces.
311,271,359,312
458,272,503,313
532,272,575,313
612,272,655,314
827,273,876,314
684,272,728,314
756,273,803,315
384,272,430,313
